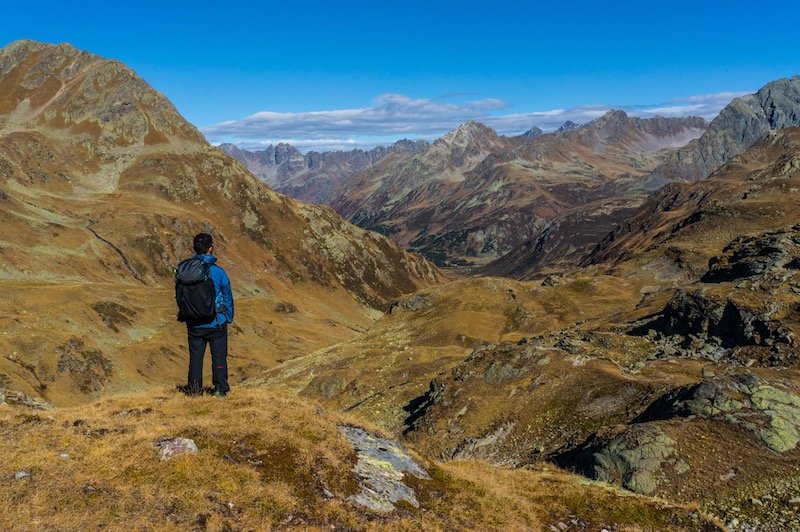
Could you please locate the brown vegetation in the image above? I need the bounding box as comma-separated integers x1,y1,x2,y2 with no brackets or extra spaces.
0,388,720,530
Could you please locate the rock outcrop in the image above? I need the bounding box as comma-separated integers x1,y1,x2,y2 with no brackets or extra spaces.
702,226,800,283
340,426,431,512
629,290,796,365
554,372,800,497
636,373,800,452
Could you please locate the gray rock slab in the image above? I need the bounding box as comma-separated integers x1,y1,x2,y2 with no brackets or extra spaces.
340,425,430,513
154,437,198,460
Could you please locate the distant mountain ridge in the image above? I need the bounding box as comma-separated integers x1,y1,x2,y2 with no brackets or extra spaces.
220,139,428,204
220,79,800,277
328,111,707,268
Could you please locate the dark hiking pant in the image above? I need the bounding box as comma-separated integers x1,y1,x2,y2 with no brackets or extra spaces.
187,325,229,394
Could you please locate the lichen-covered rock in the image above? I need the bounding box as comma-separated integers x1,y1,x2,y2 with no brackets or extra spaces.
389,292,438,314
594,427,678,494
0,388,53,410
554,425,685,495
340,426,430,513
154,437,198,460
637,373,800,452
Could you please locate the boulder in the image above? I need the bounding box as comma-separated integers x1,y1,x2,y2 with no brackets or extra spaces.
154,437,198,460
553,425,685,495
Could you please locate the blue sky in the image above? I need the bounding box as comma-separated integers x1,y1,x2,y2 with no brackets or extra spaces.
3,1,800,151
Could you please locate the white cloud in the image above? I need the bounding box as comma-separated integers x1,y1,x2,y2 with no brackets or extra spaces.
203,90,752,152
205,93,510,141
627,91,751,120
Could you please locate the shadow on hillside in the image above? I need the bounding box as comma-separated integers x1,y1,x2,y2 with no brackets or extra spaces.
175,384,219,396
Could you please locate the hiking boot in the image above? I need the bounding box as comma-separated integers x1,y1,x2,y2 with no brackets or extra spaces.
212,390,227,398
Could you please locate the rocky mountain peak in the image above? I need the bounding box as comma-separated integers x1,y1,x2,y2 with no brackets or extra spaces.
749,76,800,140
0,40,205,153
520,126,544,138
434,121,502,158
594,109,629,123
557,120,580,132
441,120,498,143
578,110,707,141
1,39,82,60
578,110,631,137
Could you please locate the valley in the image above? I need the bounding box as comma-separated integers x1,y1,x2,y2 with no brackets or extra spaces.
2,39,800,530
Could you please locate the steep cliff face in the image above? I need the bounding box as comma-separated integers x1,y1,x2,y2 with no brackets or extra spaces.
219,142,306,186
645,76,800,188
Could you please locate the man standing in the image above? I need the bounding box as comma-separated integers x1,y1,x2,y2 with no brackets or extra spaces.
177,232,234,397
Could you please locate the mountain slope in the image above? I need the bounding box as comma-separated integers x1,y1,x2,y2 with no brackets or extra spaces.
477,111,709,277
481,77,800,279
0,387,719,530
328,111,705,268
263,124,800,529
585,126,800,270
0,40,441,405
645,76,800,188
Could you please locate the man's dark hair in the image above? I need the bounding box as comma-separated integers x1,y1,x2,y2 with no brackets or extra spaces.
193,233,214,254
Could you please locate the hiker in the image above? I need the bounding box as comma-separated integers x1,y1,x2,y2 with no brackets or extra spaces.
174,232,234,396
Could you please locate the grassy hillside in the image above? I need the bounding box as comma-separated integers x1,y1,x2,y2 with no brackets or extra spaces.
0,388,720,530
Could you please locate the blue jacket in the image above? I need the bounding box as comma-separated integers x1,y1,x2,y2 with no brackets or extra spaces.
192,254,234,328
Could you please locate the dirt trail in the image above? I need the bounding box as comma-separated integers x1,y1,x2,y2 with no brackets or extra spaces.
86,219,146,284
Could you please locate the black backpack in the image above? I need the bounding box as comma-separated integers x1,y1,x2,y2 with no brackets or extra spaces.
174,257,216,323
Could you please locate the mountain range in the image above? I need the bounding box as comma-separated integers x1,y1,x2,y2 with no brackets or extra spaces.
229,111,708,269
220,139,428,204
226,79,800,281
4,39,800,530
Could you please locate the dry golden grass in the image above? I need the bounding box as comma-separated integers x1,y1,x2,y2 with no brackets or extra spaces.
0,41,442,408
0,280,376,407
0,387,720,531
258,274,650,431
